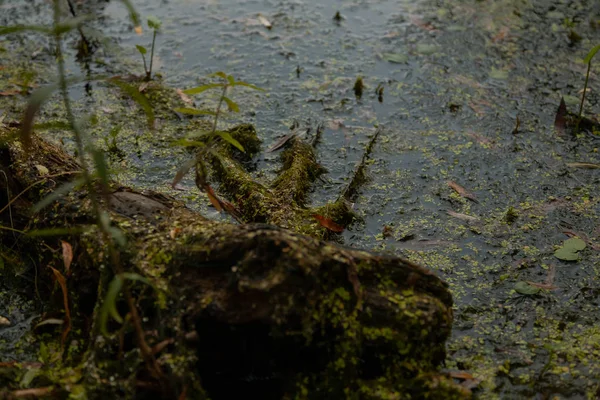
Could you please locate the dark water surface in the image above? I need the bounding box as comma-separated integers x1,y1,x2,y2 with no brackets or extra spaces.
2,0,600,398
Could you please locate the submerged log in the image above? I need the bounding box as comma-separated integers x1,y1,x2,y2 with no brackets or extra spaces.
0,126,469,399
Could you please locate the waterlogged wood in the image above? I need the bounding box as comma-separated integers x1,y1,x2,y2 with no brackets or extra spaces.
0,128,466,399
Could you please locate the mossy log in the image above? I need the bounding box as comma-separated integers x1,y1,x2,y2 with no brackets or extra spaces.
0,126,469,399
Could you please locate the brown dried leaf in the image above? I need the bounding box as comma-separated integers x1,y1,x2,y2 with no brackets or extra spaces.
313,214,344,232
446,210,479,222
204,184,222,212
448,371,475,380
554,97,567,135
492,26,510,43
0,89,21,96
447,181,478,203
220,199,243,222
49,266,71,349
138,81,150,93
258,15,272,29
61,241,73,275
176,88,194,105
566,162,600,169
267,133,295,152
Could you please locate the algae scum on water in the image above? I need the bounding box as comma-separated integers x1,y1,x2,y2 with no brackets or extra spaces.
2,0,600,398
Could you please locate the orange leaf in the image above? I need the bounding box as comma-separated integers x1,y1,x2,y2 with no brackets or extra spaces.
447,181,478,203
0,90,21,96
49,266,71,349
61,241,73,275
203,185,222,212
448,371,474,380
313,214,344,233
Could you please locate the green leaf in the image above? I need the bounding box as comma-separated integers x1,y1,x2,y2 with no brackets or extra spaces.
122,272,153,286
565,238,586,251
222,96,240,112
554,237,586,261
182,83,223,95
173,107,216,116
515,281,540,295
21,76,108,147
216,131,245,152
232,81,265,91
32,176,86,212
382,53,408,64
106,77,155,129
210,71,228,80
170,138,206,148
99,275,124,335
27,227,87,237
0,25,52,35
227,75,235,85
416,44,440,55
53,15,93,35
135,44,147,55
583,44,600,64
91,148,109,186
33,121,72,130
109,227,127,247
147,16,162,30
99,272,154,336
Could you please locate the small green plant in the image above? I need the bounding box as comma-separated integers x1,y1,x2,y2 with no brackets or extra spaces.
135,16,162,81
577,44,600,131
353,76,364,99
171,72,264,208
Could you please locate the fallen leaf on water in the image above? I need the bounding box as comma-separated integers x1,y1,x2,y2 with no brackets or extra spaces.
382,52,408,64
267,133,295,152
465,131,494,147
382,31,400,38
468,101,485,116
410,16,438,32
312,214,344,232
515,281,540,295
447,181,478,203
566,162,600,169
447,210,479,222
554,97,567,135
176,89,194,105
258,15,272,29
491,26,510,43
328,119,345,130
554,237,586,261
